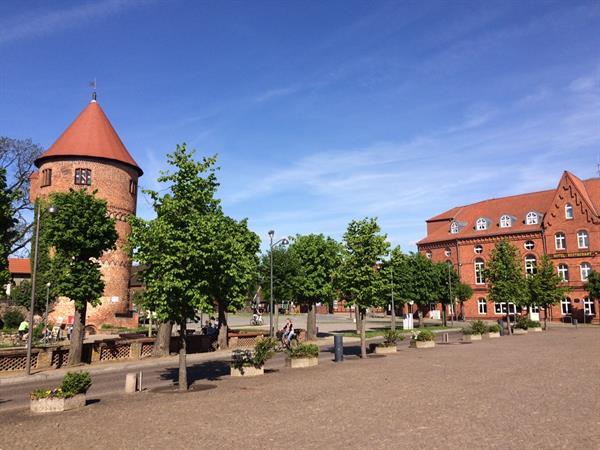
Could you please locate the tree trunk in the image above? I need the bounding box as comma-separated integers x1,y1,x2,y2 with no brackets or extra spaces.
390,304,396,332
417,307,423,328
178,321,187,391
359,307,367,358
441,304,447,327
355,307,362,334
544,307,549,330
217,302,228,349
306,303,317,340
274,302,280,334
68,302,87,366
153,321,172,357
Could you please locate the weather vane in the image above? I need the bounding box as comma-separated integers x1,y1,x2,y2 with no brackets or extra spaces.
89,78,97,101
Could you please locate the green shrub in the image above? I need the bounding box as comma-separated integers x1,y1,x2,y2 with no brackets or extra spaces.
33,322,46,340
380,329,404,347
232,337,279,372
487,324,501,333
288,342,319,359
526,319,541,328
462,328,473,335
60,371,92,397
3,308,24,329
514,316,529,330
470,320,487,335
415,329,435,342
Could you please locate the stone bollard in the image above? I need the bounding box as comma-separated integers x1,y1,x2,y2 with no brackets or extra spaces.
125,372,137,393
442,333,449,343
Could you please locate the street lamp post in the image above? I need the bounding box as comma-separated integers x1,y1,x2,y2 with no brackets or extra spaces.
26,204,57,375
44,282,51,335
390,263,396,332
268,230,289,338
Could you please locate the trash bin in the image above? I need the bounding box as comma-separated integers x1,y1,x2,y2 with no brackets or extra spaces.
334,335,343,362
498,319,505,336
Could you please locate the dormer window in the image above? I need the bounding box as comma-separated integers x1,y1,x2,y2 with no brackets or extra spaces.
476,218,488,231
565,203,573,219
525,212,538,225
74,168,92,186
450,221,459,234
499,215,512,228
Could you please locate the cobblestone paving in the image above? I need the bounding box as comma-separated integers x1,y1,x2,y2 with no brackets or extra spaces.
1,328,598,449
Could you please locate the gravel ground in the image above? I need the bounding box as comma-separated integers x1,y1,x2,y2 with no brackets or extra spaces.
1,327,598,450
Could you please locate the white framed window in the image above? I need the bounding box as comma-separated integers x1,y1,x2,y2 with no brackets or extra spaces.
580,262,591,281
577,230,589,249
444,248,451,257
530,305,540,313
557,264,569,282
524,240,535,250
450,221,459,234
474,258,485,285
474,245,483,254
555,232,566,250
478,298,487,315
476,218,488,230
525,212,538,225
584,297,595,316
494,302,516,314
525,255,537,276
561,298,571,315
565,203,573,219
499,215,512,228
425,251,432,259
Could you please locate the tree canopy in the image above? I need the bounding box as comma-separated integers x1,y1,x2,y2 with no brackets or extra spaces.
0,168,16,286
585,270,600,301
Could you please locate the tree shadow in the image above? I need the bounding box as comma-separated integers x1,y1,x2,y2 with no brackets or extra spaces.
160,360,230,386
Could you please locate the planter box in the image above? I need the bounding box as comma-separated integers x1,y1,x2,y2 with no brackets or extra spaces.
486,332,500,339
463,334,482,342
530,327,543,332
285,357,319,368
410,340,435,349
513,328,528,335
374,345,397,355
30,394,86,413
230,365,264,377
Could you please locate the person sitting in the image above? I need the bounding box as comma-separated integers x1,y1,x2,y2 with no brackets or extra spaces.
282,319,295,344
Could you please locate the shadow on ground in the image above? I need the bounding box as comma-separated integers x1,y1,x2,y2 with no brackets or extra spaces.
160,360,230,386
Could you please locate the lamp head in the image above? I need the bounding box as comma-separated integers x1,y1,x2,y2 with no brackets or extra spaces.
281,238,289,246
48,205,58,214
268,230,274,237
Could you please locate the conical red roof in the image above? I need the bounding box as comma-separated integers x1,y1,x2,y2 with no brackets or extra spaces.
35,100,142,175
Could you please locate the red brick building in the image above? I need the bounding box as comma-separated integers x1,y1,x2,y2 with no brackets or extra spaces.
29,96,143,330
417,171,599,323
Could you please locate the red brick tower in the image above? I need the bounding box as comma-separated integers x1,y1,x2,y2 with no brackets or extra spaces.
30,96,143,330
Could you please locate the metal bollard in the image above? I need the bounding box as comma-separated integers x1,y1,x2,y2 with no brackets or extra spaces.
334,334,344,362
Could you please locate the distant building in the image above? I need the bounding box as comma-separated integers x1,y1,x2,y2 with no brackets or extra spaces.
5,258,31,296
417,171,599,323
29,96,143,330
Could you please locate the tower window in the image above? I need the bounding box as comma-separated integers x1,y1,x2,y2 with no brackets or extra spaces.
565,204,573,219
74,168,92,186
41,169,52,187
129,180,137,195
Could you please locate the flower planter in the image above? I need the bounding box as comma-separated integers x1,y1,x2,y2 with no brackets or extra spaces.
485,332,500,339
374,345,397,355
513,328,528,335
410,340,435,349
30,394,86,413
230,365,264,377
285,357,319,368
463,334,482,342
530,327,543,332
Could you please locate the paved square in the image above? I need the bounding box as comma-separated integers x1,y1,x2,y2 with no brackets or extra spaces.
1,328,599,449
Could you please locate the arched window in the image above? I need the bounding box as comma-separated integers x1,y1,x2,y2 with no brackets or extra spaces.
526,212,538,225
524,240,535,250
580,262,592,281
476,218,487,231
525,255,537,276
474,245,483,254
450,221,459,234
554,232,566,250
577,230,589,249
557,264,569,282
474,258,485,284
499,215,512,228
477,298,487,315
565,203,573,219
561,297,572,315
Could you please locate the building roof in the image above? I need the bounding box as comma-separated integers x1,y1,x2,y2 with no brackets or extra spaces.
35,100,142,175
418,171,599,245
8,258,30,275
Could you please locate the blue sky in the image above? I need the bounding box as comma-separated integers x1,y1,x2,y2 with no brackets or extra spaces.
1,0,598,251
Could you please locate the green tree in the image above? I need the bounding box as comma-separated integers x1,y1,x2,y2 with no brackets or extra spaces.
379,246,410,331
288,234,341,340
336,218,389,358
259,244,301,315
586,270,600,301
45,189,118,364
526,255,570,329
0,168,16,287
433,261,460,326
454,282,474,321
484,240,528,335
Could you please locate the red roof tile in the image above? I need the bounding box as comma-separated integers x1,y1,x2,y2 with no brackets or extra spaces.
35,101,142,175
8,258,30,275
